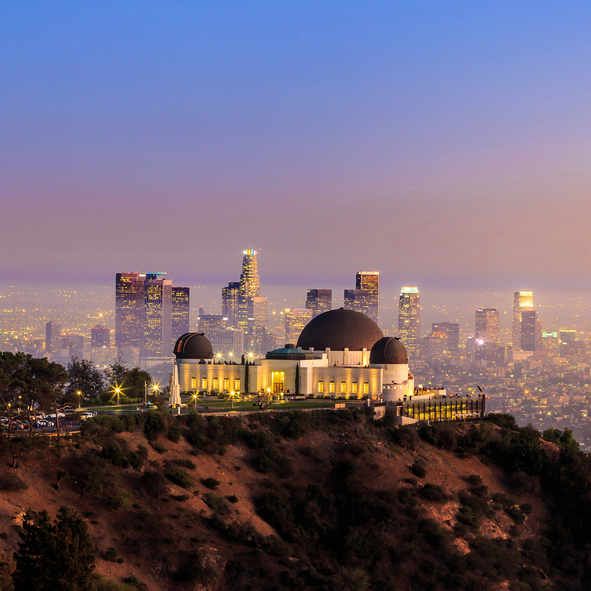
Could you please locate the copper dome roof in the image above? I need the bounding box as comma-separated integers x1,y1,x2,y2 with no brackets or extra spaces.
297,308,384,352
174,333,214,360
370,336,408,365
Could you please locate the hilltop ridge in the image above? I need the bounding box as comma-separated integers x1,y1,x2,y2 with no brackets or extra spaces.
0,410,589,590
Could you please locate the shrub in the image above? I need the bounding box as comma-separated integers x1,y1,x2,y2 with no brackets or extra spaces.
505,506,526,525
151,441,168,454
202,492,231,515
173,458,196,470
167,422,182,443
466,474,483,486
418,483,448,502
203,477,220,490
70,450,114,496
0,472,28,491
486,413,518,430
410,460,427,478
109,490,132,510
141,471,168,498
104,547,119,562
165,467,193,489
227,495,239,503
397,488,418,506
470,485,489,498
391,426,420,450
143,412,167,441
173,550,219,584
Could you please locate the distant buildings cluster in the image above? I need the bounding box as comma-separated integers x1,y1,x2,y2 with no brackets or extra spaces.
35,251,586,382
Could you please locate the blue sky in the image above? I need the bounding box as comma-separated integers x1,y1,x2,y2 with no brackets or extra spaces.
2,2,591,288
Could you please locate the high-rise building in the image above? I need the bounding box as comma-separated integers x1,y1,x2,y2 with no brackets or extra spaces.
223,250,267,347
91,325,111,348
115,272,146,350
306,289,332,318
143,273,172,357
210,328,244,359
398,286,420,356
520,309,540,351
512,291,534,348
431,322,460,351
171,286,190,346
62,333,84,358
222,282,240,327
356,271,379,325
285,308,313,343
198,315,228,336
45,321,62,355
475,308,500,342
239,249,260,298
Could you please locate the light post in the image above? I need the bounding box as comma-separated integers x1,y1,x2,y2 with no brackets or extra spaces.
230,391,235,408
77,390,82,409
115,387,121,406
192,392,198,409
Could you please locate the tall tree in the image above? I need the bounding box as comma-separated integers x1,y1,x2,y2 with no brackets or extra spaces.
106,364,151,403
13,506,95,591
65,357,104,402
23,357,68,438
0,352,29,438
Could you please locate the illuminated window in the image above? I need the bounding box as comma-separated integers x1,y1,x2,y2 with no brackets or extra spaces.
363,382,369,395
234,379,240,390
224,378,229,390
213,378,219,390
191,377,196,389
318,381,324,393
352,382,358,394
340,382,346,394
201,378,207,390
329,381,335,393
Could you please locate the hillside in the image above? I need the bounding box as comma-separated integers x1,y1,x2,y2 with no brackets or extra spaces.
0,409,590,590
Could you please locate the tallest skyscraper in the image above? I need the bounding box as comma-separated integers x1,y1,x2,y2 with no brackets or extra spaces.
239,249,260,298
222,250,268,355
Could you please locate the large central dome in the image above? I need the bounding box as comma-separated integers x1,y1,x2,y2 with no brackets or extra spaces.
297,308,384,352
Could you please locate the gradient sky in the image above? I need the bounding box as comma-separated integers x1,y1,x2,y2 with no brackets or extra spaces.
3,1,591,290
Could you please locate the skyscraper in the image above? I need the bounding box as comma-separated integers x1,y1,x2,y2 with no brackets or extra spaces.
91,325,111,348
143,273,172,357
285,308,313,343
115,272,146,350
398,286,420,356
306,289,332,317
45,321,62,356
172,286,190,346
116,272,188,359
222,282,240,327
512,291,534,348
343,272,379,325
223,250,268,351
356,271,379,325
239,249,260,298
475,308,500,342
431,322,460,351
520,309,540,351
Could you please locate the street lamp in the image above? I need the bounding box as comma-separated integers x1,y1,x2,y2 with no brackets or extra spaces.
77,390,82,409
192,392,198,409
115,387,121,406
230,391,235,408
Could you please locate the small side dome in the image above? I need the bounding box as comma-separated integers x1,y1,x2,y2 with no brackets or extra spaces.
370,337,408,365
174,333,214,360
